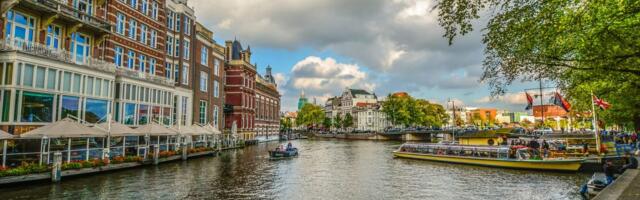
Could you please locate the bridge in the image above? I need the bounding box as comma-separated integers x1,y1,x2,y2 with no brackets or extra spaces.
302,130,458,141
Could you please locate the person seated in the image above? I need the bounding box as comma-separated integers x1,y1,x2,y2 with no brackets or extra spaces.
621,151,639,171
287,142,293,151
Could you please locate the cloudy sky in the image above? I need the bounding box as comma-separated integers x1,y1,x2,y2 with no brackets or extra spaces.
191,0,534,112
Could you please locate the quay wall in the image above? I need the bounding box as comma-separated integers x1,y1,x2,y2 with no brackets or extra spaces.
593,168,640,200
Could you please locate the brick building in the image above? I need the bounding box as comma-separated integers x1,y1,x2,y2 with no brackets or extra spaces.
255,65,280,141
223,40,256,141
192,22,224,131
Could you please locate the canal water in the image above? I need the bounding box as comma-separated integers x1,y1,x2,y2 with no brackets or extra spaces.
0,140,589,200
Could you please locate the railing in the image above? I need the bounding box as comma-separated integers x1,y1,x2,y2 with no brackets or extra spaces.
30,0,111,31
115,67,176,87
0,38,116,73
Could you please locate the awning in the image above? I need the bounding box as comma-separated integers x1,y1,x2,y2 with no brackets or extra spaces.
203,124,222,135
0,129,15,139
20,118,107,138
190,125,211,135
135,123,178,136
171,125,198,136
94,121,144,136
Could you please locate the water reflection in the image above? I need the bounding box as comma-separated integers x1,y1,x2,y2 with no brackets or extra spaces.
0,140,588,200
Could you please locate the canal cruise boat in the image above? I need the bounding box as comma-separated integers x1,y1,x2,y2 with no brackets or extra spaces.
393,143,585,171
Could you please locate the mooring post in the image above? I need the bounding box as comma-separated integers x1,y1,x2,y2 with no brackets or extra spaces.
51,151,62,182
153,145,159,165
182,142,188,160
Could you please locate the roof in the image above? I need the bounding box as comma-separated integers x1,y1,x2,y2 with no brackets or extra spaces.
350,89,372,97
0,129,15,139
135,123,178,136
94,121,143,136
231,40,243,60
21,118,107,138
355,102,377,107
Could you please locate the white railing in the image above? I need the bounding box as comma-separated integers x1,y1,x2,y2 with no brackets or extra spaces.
30,0,111,31
115,67,176,87
0,38,116,73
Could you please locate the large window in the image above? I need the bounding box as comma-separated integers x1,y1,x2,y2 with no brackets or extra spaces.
166,36,174,56
138,54,146,72
199,101,207,124
214,60,220,76
180,96,187,126
130,0,137,9
45,25,61,49
21,92,53,122
213,105,219,128
5,10,36,44
150,30,157,48
70,33,91,64
167,10,174,31
141,0,148,14
165,63,172,80
139,24,147,44
85,99,108,123
60,96,80,119
176,14,181,32
182,65,188,85
151,1,159,20
138,105,148,125
184,17,191,35
149,58,156,75
214,80,219,98
183,40,190,60
200,46,208,65
116,13,126,35
127,50,135,69
74,0,94,15
124,103,136,125
128,19,137,40
200,71,207,92
115,46,124,67
174,39,180,57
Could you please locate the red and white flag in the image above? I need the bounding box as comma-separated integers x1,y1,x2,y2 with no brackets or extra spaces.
593,95,611,110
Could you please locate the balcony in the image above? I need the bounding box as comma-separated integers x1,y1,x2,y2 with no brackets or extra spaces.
20,0,111,33
0,38,116,73
115,67,176,87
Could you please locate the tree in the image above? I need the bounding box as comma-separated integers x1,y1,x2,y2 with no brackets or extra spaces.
334,114,343,131
343,113,354,130
436,0,640,130
382,94,413,127
280,117,292,131
323,117,332,130
297,103,325,128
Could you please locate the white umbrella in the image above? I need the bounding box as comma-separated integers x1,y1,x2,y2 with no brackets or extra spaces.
94,121,144,136
21,118,107,138
135,122,178,136
0,129,14,139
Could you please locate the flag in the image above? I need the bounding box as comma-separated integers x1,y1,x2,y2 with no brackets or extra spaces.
525,92,534,110
593,95,611,110
553,92,571,112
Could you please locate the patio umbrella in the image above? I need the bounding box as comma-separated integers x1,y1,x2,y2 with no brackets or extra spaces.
135,122,178,136
190,125,211,136
20,118,107,138
94,121,144,136
0,129,14,139
203,124,222,135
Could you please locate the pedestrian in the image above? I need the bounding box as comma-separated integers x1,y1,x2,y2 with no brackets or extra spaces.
603,160,620,185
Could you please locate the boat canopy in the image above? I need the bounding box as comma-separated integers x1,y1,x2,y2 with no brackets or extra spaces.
21,118,108,138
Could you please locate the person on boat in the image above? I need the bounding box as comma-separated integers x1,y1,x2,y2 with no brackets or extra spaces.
286,142,293,151
542,140,550,158
603,160,620,185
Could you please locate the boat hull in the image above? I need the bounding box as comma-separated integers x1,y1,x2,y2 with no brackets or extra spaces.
393,151,583,171
269,149,298,158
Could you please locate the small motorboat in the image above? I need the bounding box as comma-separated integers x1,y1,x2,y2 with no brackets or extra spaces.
269,148,298,158
586,173,608,198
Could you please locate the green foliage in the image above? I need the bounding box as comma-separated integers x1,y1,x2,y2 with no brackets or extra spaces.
436,0,640,130
0,162,48,177
297,103,325,127
280,117,293,131
334,114,343,130
343,113,354,128
382,93,449,127
323,117,332,129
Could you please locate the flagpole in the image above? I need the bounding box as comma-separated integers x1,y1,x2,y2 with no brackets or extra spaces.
590,90,600,155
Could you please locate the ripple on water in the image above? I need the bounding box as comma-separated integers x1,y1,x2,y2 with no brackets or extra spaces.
0,140,588,200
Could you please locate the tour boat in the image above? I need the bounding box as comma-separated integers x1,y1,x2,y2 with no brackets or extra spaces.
269,148,298,158
393,143,585,171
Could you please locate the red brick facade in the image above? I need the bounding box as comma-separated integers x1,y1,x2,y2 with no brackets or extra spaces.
224,40,256,140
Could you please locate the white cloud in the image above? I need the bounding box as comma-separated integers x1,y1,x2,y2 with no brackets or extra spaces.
476,92,527,105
